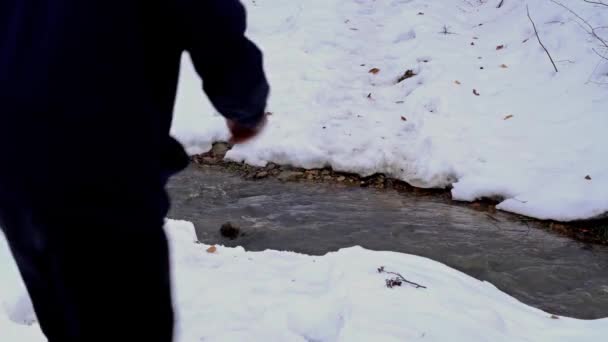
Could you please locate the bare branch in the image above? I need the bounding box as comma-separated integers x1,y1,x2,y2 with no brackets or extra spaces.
593,48,608,61
583,0,608,7
378,267,427,289
527,5,559,72
550,0,608,49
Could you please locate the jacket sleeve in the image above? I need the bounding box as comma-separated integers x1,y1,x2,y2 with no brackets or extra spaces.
178,0,269,128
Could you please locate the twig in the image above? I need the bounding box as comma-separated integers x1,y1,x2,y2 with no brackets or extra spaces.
497,0,505,8
527,5,559,72
550,0,608,50
593,48,608,60
584,0,608,7
378,266,427,289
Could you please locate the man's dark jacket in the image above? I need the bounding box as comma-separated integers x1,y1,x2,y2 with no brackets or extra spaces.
0,0,269,204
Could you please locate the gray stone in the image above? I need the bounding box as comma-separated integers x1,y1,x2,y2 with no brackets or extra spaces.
211,142,230,157
220,222,240,240
255,171,269,179
277,171,304,182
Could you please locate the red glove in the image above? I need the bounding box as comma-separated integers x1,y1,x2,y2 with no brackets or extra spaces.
227,115,267,144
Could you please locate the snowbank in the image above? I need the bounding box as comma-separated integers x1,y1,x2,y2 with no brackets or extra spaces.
171,0,608,221
2,220,607,341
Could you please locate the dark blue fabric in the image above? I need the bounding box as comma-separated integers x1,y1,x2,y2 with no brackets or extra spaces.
0,0,269,202
0,1,268,340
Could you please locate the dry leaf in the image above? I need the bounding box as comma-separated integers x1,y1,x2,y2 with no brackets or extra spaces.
496,45,505,50
585,175,592,180
417,12,424,15
455,80,461,85
401,116,407,121
500,64,508,68
206,246,217,253
369,68,380,74
504,115,514,120
473,89,480,96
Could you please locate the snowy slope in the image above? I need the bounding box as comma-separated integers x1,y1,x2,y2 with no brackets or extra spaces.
171,0,608,221
2,220,607,341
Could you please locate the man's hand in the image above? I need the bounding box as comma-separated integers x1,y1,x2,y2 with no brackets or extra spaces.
227,115,267,144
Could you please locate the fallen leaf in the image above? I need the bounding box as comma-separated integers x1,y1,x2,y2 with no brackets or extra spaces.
496,45,505,50
417,12,424,15
397,69,416,83
369,68,380,74
471,42,475,46
206,246,217,253
504,115,514,120
500,64,508,68
550,315,559,320
401,116,407,121
455,80,461,85
585,175,592,180
473,89,480,96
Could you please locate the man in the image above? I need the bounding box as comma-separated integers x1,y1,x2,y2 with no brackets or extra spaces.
0,0,269,341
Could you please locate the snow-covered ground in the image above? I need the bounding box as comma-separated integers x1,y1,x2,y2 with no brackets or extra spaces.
1,220,607,341
172,0,608,222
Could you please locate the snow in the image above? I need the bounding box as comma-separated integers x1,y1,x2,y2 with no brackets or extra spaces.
171,0,608,221
2,220,607,341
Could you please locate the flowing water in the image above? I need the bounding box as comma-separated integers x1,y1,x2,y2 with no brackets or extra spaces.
168,165,608,319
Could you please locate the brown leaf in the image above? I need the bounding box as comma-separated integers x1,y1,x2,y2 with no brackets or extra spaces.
500,64,508,68
496,45,505,50
369,68,380,74
454,80,461,85
585,175,592,180
473,89,480,96
401,116,407,121
397,69,416,83
206,246,217,253
504,115,514,120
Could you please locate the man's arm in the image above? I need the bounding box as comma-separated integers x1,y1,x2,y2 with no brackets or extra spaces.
178,0,269,132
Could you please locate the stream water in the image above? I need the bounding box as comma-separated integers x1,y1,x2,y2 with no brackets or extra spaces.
168,165,608,319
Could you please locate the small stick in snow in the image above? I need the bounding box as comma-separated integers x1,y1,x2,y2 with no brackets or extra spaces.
378,266,427,289
583,0,608,7
526,6,559,72
593,48,608,61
